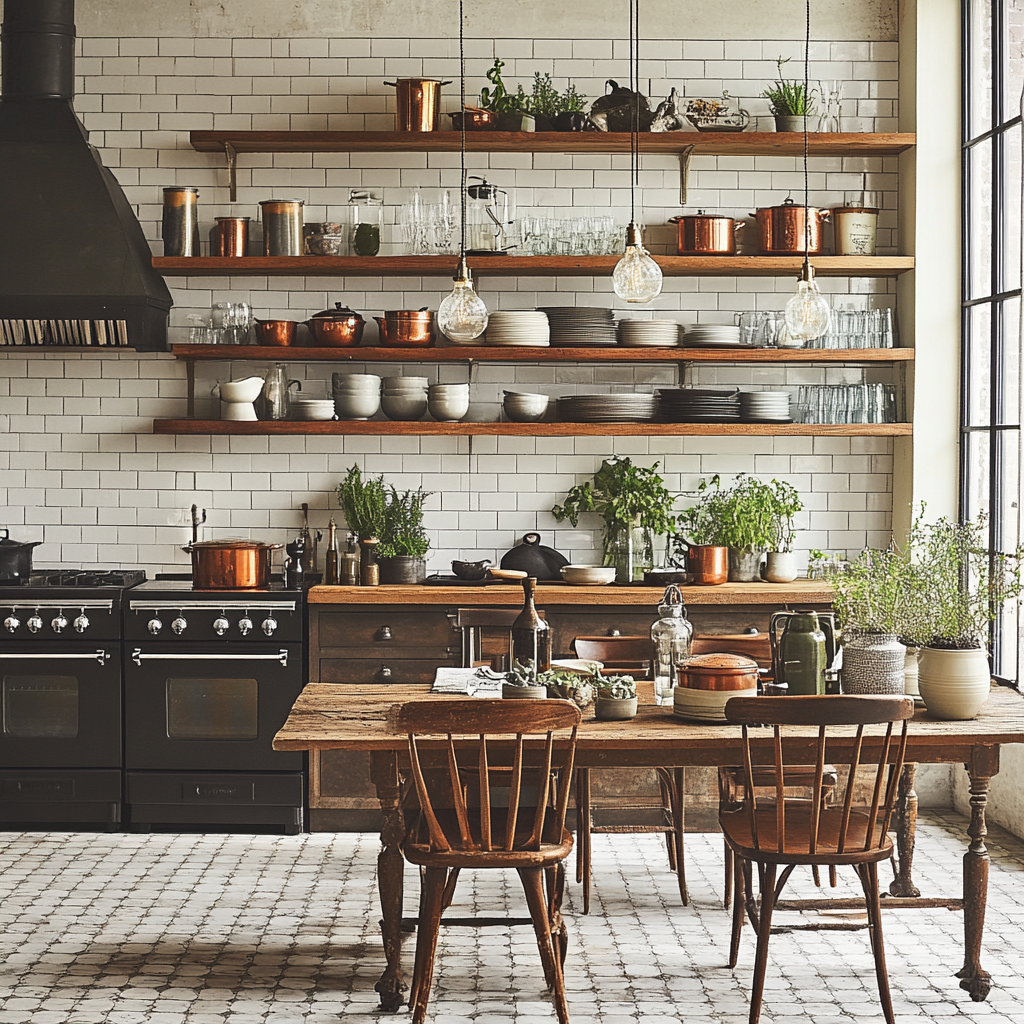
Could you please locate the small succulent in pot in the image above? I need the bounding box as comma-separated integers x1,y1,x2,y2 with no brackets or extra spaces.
540,667,596,710
503,659,549,699
593,671,638,720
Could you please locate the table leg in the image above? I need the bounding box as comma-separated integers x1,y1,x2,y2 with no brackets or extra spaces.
370,750,408,1012
956,745,999,1003
888,763,921,898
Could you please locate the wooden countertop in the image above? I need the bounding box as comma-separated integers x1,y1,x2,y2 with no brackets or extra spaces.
307,580,833,606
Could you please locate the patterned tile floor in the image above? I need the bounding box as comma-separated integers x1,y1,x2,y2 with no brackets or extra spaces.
0,812,1022,1023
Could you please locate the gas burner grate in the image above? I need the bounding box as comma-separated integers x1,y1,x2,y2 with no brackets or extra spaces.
20,569,147,588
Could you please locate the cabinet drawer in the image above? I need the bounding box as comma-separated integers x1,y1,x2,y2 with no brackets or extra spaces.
319,657,455,685
317,609,455,649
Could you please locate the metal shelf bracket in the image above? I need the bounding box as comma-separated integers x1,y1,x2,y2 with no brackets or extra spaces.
678,145,696,205
225,142,238,202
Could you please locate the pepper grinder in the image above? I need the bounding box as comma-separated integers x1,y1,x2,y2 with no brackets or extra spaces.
285,535,306,589
325,517,339,585
340,532,360,586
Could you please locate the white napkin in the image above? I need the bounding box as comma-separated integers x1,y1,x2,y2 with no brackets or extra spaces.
431,667,503,697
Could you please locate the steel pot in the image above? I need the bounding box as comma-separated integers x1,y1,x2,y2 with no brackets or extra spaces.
305,304,365,347
0,528,41,582
374,309,435,348
752,198,830,254
384,78,452,132
186,540,284,590
499,532,569,581
669,212,745,255
254,319,298,346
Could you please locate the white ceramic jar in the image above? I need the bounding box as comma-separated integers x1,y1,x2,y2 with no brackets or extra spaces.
917,646,991,720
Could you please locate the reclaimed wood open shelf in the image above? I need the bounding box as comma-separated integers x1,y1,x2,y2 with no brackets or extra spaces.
153,254,915,278
152,419,913,437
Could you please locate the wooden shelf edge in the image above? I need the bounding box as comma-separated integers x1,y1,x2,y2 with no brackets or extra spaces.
152,419,913,437
170,344,914,364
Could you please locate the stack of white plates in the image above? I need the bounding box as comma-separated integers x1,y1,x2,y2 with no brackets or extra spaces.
618,319,681,347
557,393,658,423
682,324,745,348
740,391,792,423
290,398,336,421
539,307,618,347
484,310,550,347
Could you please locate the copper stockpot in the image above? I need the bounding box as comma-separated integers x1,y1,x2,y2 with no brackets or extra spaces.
752,198,830,254
305,304,365,347
187,540,284,590
686,545,729,585
254,319,298,346
676,652,760,691
374,309,435,347
384,78,452,131
669,212,746,255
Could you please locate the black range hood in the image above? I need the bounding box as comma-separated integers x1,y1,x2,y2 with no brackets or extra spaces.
0,0,171,351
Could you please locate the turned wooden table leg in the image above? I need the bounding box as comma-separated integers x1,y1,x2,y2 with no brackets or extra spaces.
370,750,408,1012
889,763,921,898
956,745,999,1003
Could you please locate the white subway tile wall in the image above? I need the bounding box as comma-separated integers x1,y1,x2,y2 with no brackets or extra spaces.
0,34,898,573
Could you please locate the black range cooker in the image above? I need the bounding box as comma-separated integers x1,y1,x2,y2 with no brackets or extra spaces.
123,580,305,834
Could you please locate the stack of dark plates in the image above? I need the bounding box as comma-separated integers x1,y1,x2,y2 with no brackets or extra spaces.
538,307,618,347
557,393,658,422
658,387,742,422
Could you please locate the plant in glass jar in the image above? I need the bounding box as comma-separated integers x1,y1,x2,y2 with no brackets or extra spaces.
550,457,678,582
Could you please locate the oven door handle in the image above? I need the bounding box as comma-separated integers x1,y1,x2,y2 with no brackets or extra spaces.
130,649,289,667
0,650,110,664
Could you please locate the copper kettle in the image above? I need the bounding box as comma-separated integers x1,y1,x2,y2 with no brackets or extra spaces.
752,198,830,254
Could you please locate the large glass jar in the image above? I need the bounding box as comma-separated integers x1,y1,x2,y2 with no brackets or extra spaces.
603,520,655,583
651,585,693,705
348,189,382,256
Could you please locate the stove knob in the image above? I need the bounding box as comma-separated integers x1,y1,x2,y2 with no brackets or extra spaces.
148,617,163,635
74,613,90,634
171,616,188,636
238,616,253,636
213,616,230,636
51,614,68,634
261,616,278,636
4,614,20,633
27,614,43,634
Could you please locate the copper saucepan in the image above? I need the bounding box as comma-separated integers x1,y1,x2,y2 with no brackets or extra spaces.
254,319,298,346
669,212,746,255
375,309,436,347
384,78,452,131
676,652,761,692
752,198,830,254
185,540,285,590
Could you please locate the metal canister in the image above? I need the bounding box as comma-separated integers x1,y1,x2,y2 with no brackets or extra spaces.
384,78,452,131
162,186,200,256
260,199,304,256
213,216,250,257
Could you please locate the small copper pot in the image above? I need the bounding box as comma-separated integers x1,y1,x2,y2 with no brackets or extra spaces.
677,652,760,691
752,198,830,254
384,78,452,132
254,319,298,346
686,545,729,585
374,310,435,347
669,212,745,255
305,304,365,347
187,540,284,590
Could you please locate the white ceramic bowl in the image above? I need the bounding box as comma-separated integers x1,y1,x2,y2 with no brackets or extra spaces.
384,376,429,389
503,392,549,422
334,382,382,393
215,376,265,403
381,393,428,421
290,399,337,421
334,392,381,420
428,383,470,394
560,564,617,586
333,373,381,387
427,396,470,422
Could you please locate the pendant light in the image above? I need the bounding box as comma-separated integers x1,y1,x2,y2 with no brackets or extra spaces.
612,0,662,304
437,0,489,342
784,0,830,341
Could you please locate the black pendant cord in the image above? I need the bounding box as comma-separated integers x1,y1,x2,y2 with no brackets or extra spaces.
802,0,811,273
629,0,638,226
459,0,467,261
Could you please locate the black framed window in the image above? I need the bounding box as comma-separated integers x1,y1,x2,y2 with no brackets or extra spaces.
962,0,1024,684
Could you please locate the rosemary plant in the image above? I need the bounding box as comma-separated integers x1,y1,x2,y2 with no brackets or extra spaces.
337,465,387,541
378,485,432,559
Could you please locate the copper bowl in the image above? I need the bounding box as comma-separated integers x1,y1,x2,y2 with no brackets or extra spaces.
254,319,298,346
450,109,497,131
676,652,760,691
186,540,284,590
375,310,435,347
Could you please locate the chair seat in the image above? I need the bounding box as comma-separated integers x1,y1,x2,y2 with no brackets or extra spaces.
722,804,894,867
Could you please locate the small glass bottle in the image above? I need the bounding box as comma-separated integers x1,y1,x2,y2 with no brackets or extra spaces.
360,537,379,587
324,517,339,585
510,576,551,674
348,189,382,256
340,532,360,586
651,584,693,706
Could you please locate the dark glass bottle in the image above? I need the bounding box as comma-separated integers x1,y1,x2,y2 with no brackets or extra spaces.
510,576,550,673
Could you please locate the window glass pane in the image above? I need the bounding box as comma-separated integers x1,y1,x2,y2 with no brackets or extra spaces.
166,678,258,741
999,295,1021,426
994,429,1021,551
2,676,78,738
1003,0,1024,121
965,430,992,522
970,0,994,137
967,302,993,425
1000,124,1022,293
968,139,995,299
994,598,1019,679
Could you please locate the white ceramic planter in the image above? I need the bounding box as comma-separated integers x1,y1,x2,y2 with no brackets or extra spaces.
903,646,920,698
917,646,991,720
594,696,638,721
762,551,798,583
502,684,547,700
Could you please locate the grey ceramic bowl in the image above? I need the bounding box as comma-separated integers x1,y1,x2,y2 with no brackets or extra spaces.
427,396,470,422
334,391,381,420
381,393,428,421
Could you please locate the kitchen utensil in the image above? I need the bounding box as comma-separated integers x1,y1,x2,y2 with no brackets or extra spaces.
669,212,746,255
213,216,249,257
832,205,879,256
0,528,41,582
684,544,729,585
769,609,837,696
465,175,515,254
259,199,304,256
305,303,365,347
162,186,199,257
257,365,301,421
186,539,284,590
254,319,298,346
212,376,264,421
752,198,830,254
560,564,617,586
451,559,528,582
450,107,497,131
384,78,452,132
374,309,435,347
499,531,569,580
672,652,760,723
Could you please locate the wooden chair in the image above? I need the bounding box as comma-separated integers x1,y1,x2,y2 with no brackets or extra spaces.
570,635,686,913
455,607,546,668
721,694,914,1024
396,698,581,1024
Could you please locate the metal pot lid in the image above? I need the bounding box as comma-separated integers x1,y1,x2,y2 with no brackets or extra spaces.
682,652,758,672
0,529,41,549
384,308,434,319
310,303,364,321
191,539,272,550
674,210,734,221
756,198,826,213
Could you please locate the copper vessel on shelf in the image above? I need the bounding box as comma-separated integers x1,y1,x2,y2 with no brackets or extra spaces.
305,304,366,347
685,545,729,585
254,319,298,346
669,212,745,255
374,309,435,347
752,198,830,254
384,78,452,132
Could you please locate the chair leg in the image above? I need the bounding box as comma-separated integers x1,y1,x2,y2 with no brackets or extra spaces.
440,867,460,911
655,768,678,871
728,850,746,969
747,862,778,1024
546,863,569,968
576,768,593,914
724,839,733,909
670,767,688,906
409,866,448,1024
856,861,896,1024
575,768,585,884
519,866,570,1024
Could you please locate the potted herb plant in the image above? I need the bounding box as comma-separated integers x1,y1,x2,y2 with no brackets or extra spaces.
593,673,638,721
516,73,589,131
479,59,535,132
337,465,386,542
551,457,678,582
764,479,804,583
762,57,817,132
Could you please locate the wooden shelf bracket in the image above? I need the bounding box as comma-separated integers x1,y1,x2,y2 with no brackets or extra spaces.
225,142,238,202
679,144,696,205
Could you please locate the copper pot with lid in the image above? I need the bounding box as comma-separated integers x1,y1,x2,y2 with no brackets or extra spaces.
669,211,746,255
752,197,830,254
185,539,284,590
677,652,760,691
305,303,365,347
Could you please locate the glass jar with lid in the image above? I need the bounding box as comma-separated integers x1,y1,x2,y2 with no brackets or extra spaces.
348,189,382,256
651,584,693,705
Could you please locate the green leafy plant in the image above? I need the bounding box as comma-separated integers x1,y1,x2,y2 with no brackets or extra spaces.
762,57,817,116
539,667,596,708
379,485,432,559
337,465,387,541
595,672,637,700
479,58,524,114
676,475,803,553
516,73,587,117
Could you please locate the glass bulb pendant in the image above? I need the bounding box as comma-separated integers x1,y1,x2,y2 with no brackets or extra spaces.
438,257,489,343
784,263,831,341
612,222,663,304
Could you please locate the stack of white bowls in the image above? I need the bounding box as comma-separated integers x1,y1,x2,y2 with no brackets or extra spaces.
503,390,549,422
427,382,470,422
381,375,428,421
333,372,381,420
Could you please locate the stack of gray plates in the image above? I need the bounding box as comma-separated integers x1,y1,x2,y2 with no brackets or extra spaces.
740,391,792,423
618,319,681,347
658,387,741,422
681,324,745,348
557,393,657,422
539,307,618,347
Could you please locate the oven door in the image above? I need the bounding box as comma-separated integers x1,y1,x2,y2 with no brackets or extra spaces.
0,643,120,768
124,642,303,771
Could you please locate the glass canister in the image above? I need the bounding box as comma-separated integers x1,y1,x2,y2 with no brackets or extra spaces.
162,186,200,256
651,584,693,705
260,199,304,256
348,190,382,256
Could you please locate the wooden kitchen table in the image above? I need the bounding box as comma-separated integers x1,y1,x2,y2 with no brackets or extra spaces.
274,682,1024,1012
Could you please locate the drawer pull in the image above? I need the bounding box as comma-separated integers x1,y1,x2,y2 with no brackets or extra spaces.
376,625,393,641
374,664,394,684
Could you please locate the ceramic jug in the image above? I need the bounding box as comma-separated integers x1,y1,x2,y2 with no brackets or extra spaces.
769,609,836,696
